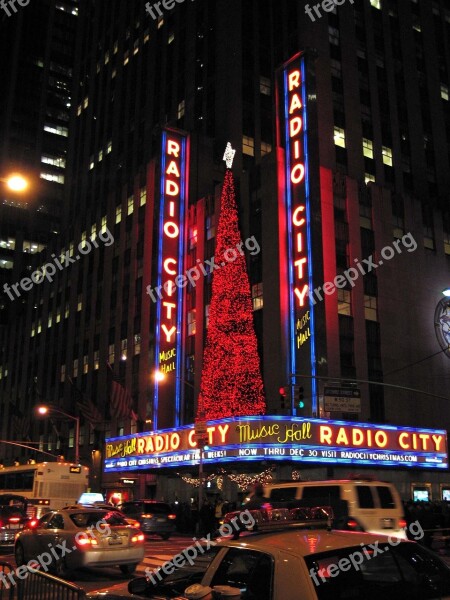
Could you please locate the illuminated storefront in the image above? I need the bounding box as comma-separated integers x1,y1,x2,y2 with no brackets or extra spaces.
104,416,448,472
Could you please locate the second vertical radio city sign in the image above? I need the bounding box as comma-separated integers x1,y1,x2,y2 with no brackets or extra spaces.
154,128,189,428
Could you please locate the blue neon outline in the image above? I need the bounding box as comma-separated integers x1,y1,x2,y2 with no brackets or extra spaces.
283,70,297,415
300,56,317,415
153,132,168,429
104,416,448,471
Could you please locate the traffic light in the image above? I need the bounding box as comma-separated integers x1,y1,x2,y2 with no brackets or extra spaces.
298,386,305,409
279,387,286,409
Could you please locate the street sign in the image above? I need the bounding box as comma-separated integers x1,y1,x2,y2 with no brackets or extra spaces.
324,387,361,412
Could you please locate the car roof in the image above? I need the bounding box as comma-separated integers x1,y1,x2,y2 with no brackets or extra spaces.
217,528,407,557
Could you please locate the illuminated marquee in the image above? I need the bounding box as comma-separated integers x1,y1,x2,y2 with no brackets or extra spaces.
277,52,317,414
104,416,448,472
154,129,189,428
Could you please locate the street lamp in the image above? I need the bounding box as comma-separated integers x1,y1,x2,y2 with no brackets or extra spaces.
36,405,80,465
442,288,450,298
0,173,29,192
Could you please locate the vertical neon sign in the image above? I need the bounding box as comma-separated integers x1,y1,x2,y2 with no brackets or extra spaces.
154,128,189,429
278,53,317,415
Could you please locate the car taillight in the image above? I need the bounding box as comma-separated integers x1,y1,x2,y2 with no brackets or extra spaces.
168,514,176,520
346,519,362,531
141,513,153,518
76,537,99,547
0,520,3,528
27,519,39,529
398,518,407,529
9,517,21,523
131,533,145,543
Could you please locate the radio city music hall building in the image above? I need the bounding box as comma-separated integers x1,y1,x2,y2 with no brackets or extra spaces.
1,0,449,503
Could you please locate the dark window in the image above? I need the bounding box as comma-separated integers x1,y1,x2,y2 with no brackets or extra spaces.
47,514,64,529
356,486,375,508
302,486,341,501
376,486,395,509
269,487,297,502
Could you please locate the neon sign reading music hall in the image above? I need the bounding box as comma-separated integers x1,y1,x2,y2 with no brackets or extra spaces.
154,128,189,429
277,52,317,413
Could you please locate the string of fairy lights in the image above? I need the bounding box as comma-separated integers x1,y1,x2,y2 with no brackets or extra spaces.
177,467,274,490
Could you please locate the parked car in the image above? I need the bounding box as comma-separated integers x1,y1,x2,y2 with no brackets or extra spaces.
0,500,30,548
62,503,142,529
15,508,145,577
119,501,176,540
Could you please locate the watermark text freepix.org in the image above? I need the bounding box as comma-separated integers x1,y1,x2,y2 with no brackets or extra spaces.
307,232,417,306
145,0,195,21
305,0,355,23
309,520,424,587
0,518,111,588
3,228,114,302
0,0,30,18
145,509,255,585
146,235,260,303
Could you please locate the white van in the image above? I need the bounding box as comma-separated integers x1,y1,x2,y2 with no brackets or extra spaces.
264,479,407,539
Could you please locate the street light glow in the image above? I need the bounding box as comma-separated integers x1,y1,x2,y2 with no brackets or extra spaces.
37,406,48,415
154,370,165,382
6,174,28,192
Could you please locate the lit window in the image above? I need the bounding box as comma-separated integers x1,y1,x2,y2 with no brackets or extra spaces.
40,173,65,184
83,355,89,375
243,135,255,156
37,319,42,334
144,30,150,43
206,215,216,240
382,146,393,166
65,303,69,318
89,155,94,170
158,16,164,28
44,124,68,137
42,155,66,168
260,76,271,95
127,195,134,216
338,289,351,316
107,141,112,154
365,173,376,184
134,334,141,355
121,339,127,360
116,205,122,224
98,149,103,162
48,315,52,328
190,227,198,249
168,32,175,44
23,241,46,254
362,138,373,159
123,51,129,66
91,223,97,239
443,231,450,255
101,215,107,234
261,141,272,156
370,0,381,8
0,238,15,250
364,295,378,321
94,350,100,370
69,242,74,257
104,51,109,64
140,188,146,206
0,260,13,269
109,344,115,364
56,310,61,324
188,309,196,336
334,127,346,148
77,294,83,312
83,96,88,109
441,84,449,101
60,364,66,383
177,100,185,119
112,68,117,79
77,104,82,116
252,283,263,311
114,40,118,54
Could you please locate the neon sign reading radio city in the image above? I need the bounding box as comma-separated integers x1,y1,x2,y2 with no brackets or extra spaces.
154,129,189,428
288,68,309,309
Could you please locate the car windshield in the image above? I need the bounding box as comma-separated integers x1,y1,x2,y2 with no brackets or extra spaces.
304,542,450,600
70,511,128,528
143,546,220,595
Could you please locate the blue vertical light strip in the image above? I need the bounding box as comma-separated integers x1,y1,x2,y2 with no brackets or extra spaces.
283,69,297,416
301,57,317,415
174,137,186,427
153,131,168,430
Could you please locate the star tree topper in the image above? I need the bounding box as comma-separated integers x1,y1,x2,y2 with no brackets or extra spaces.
223,142,236,169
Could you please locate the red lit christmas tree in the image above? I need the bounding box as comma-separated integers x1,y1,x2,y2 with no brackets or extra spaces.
198,144,266,419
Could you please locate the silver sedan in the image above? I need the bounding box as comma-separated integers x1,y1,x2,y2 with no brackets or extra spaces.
14,508,145,577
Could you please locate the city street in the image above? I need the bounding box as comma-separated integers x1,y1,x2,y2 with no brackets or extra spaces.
0,534,194,594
